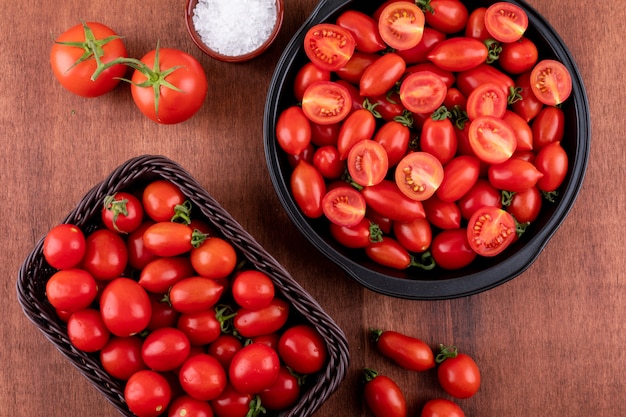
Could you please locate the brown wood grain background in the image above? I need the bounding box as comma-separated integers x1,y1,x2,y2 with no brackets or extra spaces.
2,0,624,416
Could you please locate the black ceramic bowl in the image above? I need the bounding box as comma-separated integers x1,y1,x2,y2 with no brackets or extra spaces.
264,0,590,300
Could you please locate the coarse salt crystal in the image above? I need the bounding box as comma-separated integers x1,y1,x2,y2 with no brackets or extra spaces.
193,0,277,57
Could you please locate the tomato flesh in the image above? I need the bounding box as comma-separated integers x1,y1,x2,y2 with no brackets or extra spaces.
399,71,447,114
304,23,356,71
395,152,444,201
347,140,389,187
484,2,528,43
322,186,366,227
302,81,353,125
468,116,517,164
530,59,573,106
467,207,516,257
378,2,425,50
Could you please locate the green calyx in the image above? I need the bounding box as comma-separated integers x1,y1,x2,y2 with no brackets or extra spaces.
435,344,458,364
246,395,267,417
103,193,129,233
56,21,123,73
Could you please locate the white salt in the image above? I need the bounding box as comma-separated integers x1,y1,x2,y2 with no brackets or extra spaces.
193,0,277,56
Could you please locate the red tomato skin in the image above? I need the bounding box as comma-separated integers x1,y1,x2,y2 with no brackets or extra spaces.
177,310,221,346
276,106,311,155
374,330,435,371
290,161,327,218
102,191,144,234
437,352,481,399
362,180,426,222
368,91,406,122
420,117,457,165
499,37,538,75
231,270,275,311
259,366,301,411
431,229,477,270
456,63,514,98
278,324,328,375
131,48,207,124
424,0,469,34
100,336,148,381
364,373,407,417
127,221,158,270
336,10,386,53
465,7,489,41
310,121,341,147
234,298,290,338
313,145,345,179
422,196,462,230
406,62,455,88
43,224,86,269
147,293,179,330
436,155,481,202
46,268,98,313
488,158,543,192
293,62,331,102
360,53,406,97
142,180,186,223
531,106,565,150
337,109,377,160
427,37,488,72
168,395,214,417
143,222,195,257
457,179,502,221
141,327,191,372
374,120,411,166
502,110,534,151
534,141,569,192
67,308,110,352
393,218,432,253
139,256,195,294
81,228,128,281
396,27,447,64
125,370,172,417
179,353,227,401
100,277,152,337
208,335,244,370
365,237,412,270
330,217,377,249
209,383,252,417
190,237,238,280
50,22,127,98
229,343,281,394
511,71,544,122
168,277,225,314
421,398,466,417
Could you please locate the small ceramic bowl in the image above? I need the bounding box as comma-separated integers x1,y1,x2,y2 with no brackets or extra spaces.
185,0,284,62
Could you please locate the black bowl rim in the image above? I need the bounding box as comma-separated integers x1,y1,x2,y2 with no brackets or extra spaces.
264,0,591,300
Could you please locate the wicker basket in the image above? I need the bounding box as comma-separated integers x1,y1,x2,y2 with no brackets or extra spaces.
17,155,349,417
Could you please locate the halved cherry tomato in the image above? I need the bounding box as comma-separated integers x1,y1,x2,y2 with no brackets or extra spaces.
499,37,538,74
466,82,508,120
293,62,331,102
360,53,407,97
302,81,353,125
337,10,386,53
405,62,455,88
371,328,435,371
436,155,481,202
322,185,367,227
393,218,432,253
374,120,411,166
347,140,389,187
330,218,383,249
303,23,355,71
467,206,517,256
400,71,447,114
290,161,327,218
534,141,569,192
530,59,573,106
423,195,462,230
337,109,377,159
531,106,565,150
427,37,488,72
363,369,407,417
378,2,425,50
423,0,469,34
484,1,528,43
468,116,517,164
276,106,311,156
363,180,427,223
396,27,447,64
488,158,543,192
430,228,476,270
395,151,445,201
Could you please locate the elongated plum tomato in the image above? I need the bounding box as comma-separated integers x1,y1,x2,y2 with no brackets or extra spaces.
426,37,488,72
336,9,386,53
399,71,447,114
303,23,355,71
378,2,425,50
424,0,469,34
484,1,528,43
530,59,573,106
290,161,326,218
534,141,569,192
371,329,435,372
395,152,444,201
322,186,366,227
467,206,516,257
276,106,311,155
363,369,407,417
347,140,389,187
359,53,406,97
421,398,466,417
301,81,353,125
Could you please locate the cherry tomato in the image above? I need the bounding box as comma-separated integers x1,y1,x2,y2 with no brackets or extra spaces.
127,221,158,270
457,179,502,220
179,353,227,401
67,308,110,352
365,237,414,270
360,53,406,97
278,324,328,375
313,145,345,179
436,155,481,202
337,109,377,160
336,51,379,85
368,91,407,122
259,366,302,411
168,395,214,417
468,116,517,164
208,334,243,370
302,80,353,125
142,180,187,223
427,37,488,72
43,224,86,270
363,369,407,417
499,37,538,74
141,327,191,371
506,186,542,223
81,228,128,280
293,62,331,102
310,121,341,147
444,87,467,111
168,277,224,314
371,328,435,371
304,23,355,71
362,180,426,222
290,161,327,218
395,152,445,201
502,109,533,151
456,63,514,98
231,270,275,311
400,71,447,114
100,277,152,337
209,383,253,417
330,218,383,249
396,27,447,64
229,343,280,394
420,113,457,165
147,293,179,330
421,398,466,417
423,195,462,230
177,309,221,346
465,7,489,41
50,22,127,97
101,191,144,234
406,62,456,88
100,336,147,381
322,185,367,227
466,82,508,120
423,0,469,34
46,268,97,313
393,218,432,253
190,237,238,279
467,206,516,257
488,158,543,192
374,120,411,166
347,140,389,187
534,141,569,192
530,59,573,106
234,298,290,338
531,106,565,150
125,370,172,417
484,1,528,43
378,2,425,50
276,106,311,155
139,256,195,294
511,71,544,122
430,228,476,270
436,345,481,399
143,222,207,257
337,10,386,53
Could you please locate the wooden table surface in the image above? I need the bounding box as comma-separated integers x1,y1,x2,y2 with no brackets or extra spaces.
2,0,624,416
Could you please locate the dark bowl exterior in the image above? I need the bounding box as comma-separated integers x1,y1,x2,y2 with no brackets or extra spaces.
264,0,590,300
17,155,349,417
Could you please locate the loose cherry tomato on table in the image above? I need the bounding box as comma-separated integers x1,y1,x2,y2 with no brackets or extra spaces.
278,324,328,375
125,370,172,417
322,185,367,227
378,1,425,50
142,180,189,223
370,328,435,371
229,343,281,394
467,206,517,257
421,398,466,417
290,161,327,219
100,277,152,337
43,223,86,270
336,9,386,53
302,81,353,126
102,191,144,234
363,369,407,417
430,228,476,270
50,22,127,97
436,345,481,399
304,23,356,71
81,228,128,280
395,152,445,201
484,1,528,43
276,106,311,156
530,59,573,106
399,71,447,114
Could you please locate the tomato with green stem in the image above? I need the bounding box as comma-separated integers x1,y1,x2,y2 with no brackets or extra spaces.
143,222,209,257
102,191,144,234
363,369,407,417
420,106,457,165
329,218,383,249
142,180,190,223
436,345,481,399
370,328,435,371
167,277,225,314
190,236,238,279
420,0,469,34
504,186,542,223
365,237,435,270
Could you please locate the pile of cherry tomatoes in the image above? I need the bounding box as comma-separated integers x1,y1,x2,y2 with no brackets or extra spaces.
276,0,573,272
366,329,480,417
42,179,328,417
